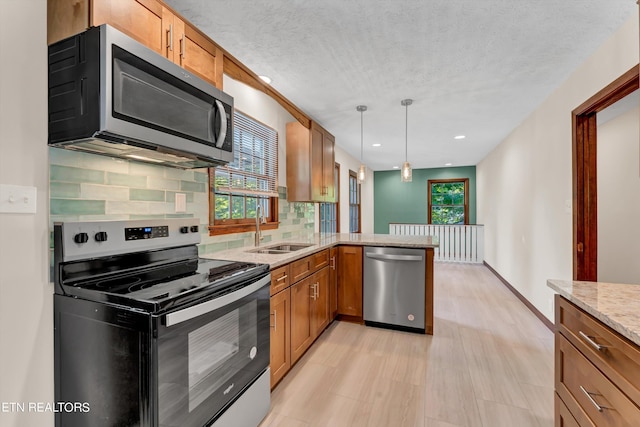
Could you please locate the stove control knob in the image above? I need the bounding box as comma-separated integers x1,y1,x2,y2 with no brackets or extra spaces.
95,231,108,242
190,225,199,233
180,226,189,234
74,232,89,244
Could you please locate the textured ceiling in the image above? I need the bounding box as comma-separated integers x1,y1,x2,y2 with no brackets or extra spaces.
166,0,637,171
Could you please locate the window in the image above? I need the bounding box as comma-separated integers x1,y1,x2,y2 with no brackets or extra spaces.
428,178,469,224
349,170,361,233
319,163,340,233
209,111,279,235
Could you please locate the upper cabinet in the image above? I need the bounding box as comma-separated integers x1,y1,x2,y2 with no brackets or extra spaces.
286,121,336,203
47,0,223,88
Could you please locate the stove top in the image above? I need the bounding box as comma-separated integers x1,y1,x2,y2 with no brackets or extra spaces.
53,219,270,313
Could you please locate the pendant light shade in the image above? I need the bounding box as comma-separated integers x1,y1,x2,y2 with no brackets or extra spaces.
401,99,413,182
356,105,367,183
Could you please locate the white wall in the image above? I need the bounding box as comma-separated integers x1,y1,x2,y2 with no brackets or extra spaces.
334,145,374,234
477,12,639,322
597,103,640,284
0,1,53,426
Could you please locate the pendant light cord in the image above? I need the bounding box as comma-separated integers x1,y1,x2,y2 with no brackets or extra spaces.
361,109,364,162
404,102,408,161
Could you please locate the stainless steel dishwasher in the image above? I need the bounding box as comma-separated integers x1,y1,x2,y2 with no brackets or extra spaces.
363,246,426,333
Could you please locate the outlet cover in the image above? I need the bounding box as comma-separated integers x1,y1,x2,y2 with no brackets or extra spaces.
175,193,187,213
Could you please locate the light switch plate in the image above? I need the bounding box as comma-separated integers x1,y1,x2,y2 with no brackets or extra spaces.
175,193,187,213
0,184,37,214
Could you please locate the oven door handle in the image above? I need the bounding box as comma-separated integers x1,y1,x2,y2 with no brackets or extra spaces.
164,274,270,327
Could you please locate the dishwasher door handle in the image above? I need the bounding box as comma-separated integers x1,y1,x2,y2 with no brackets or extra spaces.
365,252,423,262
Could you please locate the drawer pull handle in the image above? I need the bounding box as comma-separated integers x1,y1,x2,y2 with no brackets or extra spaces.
276,274,288,282
579,331,608,351
579,385,609,412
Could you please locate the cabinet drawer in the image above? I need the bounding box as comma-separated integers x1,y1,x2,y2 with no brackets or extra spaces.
270,265,290,296
310,249,329,271
290,256,313,283
556,334,640,427
556,295,640,404
290,249,329,283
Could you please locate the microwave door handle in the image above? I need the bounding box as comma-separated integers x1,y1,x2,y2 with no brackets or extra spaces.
164,275,270,327
214,100,227,148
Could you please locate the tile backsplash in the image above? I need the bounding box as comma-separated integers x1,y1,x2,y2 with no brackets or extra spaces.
49,148,315,255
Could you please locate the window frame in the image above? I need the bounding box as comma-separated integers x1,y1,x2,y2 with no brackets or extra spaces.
428,178,469,225
349,169,361,233
208,110,279,236
319,162,340,234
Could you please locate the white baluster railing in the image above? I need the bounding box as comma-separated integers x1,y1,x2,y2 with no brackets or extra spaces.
389,223,484,263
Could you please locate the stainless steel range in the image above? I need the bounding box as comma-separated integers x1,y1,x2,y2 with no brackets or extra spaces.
53,218,271,427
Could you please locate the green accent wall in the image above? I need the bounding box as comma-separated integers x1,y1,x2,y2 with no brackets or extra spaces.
373,166,477,234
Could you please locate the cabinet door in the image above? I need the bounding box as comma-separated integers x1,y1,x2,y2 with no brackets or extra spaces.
290,277,314,364
337,246,363,317
311,267,330,337
322,132,336,202
310,125,324,201
179,25,221,88
270,288,290,389
92,0,164,55
329,247,338,319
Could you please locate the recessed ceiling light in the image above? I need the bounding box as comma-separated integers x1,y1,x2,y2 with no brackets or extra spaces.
392,166,400,169
445,163,453,166
454,135,466,140
372,143,381,147
259,75,272,84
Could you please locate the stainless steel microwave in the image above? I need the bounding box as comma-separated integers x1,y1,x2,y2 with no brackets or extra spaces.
48,24,233,169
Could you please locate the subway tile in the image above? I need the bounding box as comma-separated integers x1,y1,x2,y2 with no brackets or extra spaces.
148,176,180,191
227,239,245,249
180,181,206,193
165,168,194,181
49,148,129,173
129,162,165,178
130,189,165,202
50,182,81,198
81,184,129,201
50,165,105,184
106,172,147,188
166,213,195,219
129,214,166,220
166,191,194,203
50,215,81,223
79,214,128,221
106,201,150,215
51,199,105,215
194,171,209,183
280,213,288,220
281,232,292,239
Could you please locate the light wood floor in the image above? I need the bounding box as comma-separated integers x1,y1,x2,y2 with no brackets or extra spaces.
259,263,555,427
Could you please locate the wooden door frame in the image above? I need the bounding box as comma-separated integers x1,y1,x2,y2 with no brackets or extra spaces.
573,64,639,280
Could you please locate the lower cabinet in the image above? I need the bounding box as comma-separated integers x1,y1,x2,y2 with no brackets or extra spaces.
290,275,315,364
555,295,640,426
291,268,330,364
269,288,290,388
336,245,363,318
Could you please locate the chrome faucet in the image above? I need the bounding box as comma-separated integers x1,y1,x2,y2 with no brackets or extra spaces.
255,205,266,246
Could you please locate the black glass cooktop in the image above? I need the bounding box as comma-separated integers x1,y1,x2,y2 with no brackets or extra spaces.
57,251,269,313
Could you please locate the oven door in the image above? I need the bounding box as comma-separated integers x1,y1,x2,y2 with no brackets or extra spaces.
155,273,270,427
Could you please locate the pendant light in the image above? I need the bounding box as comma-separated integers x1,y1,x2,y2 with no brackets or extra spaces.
356,105,367,183
401,99,413,182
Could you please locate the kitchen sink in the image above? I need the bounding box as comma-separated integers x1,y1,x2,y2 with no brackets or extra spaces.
247,243,314,254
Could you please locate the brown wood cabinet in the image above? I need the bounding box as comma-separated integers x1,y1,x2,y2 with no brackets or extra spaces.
555,295,640,426
48,0,222,88
329,247,338,319
311,267,330,337
269,287,290,388
286,121,336,202
336,246,363,319
290,275,314,364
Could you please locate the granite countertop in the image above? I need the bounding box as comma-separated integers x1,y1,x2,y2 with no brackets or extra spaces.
202,233,439,269
548,279,640,346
